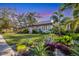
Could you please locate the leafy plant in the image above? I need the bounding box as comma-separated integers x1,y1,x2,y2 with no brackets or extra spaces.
69,34,79,40
16,45,29,55
17,28,29,34
31,42,48,56
22,28,29,33
32,29,38,34
54,35,73,45
70,46,79,56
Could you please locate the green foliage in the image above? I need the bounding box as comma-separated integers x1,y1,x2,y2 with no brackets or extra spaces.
60,4,79,33
69,33,79,40
0,28,2,33
54,35,73,45
75,26,79,33
31,42,48,56
6,39,17,45
22,28,29,33
26,12,38,25
16,45,29,54
50,11,72,35
52,27,59,34
70,19,79,32
61,4,79,19
18,39,28,45
70,46,79,56
3,33,79,56
17,28,29,34
32,29,38,34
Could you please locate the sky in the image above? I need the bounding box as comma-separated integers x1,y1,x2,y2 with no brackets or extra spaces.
0,3,72,21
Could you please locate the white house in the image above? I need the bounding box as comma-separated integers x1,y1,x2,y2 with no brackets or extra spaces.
28,21,53,33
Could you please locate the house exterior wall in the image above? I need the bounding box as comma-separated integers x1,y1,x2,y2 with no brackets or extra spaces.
28,27,32,33
28,24,53,33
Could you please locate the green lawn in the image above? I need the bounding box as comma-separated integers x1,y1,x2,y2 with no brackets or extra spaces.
3,33,46,45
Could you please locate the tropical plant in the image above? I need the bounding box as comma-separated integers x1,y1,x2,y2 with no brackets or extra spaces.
50,11,63,35
32,29,38,34
50,10,71,35
54,35,73,45
22,28,29,33
60,3,79,33
17,28,29,34
60,3,79,19
16,45,29,55
26,12,41,26
31,41,48,56
70,45,79,56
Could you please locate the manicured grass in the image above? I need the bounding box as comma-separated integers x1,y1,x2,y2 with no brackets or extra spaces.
3,33,59,41
2,33,60,45
2,33,59,48
2,33,46,45
3,33,42,39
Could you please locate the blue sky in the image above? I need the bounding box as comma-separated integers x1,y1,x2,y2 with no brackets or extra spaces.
0,3,72,21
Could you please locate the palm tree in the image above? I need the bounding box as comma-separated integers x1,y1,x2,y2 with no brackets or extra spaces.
60,3,79,33
26,12,41,26
61,17,79,33
50,10,69,35
60,3,79,19
70,18,79,32
25,12,41,33
60,17,71,31
50,9,73,34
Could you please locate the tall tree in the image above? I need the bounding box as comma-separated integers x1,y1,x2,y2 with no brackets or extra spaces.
0,8,15,32
50,9,72,34
60,3,79,19
50,10,64,35
26,12,41,26
60,3,79,32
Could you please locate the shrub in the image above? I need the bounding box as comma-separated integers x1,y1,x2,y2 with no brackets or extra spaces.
0,28,2,33
32,29,38,34
52,27,59,34
22,28,29,33
68,34,79,45
27,40,34,46
54,35,73,45
69,46,79,56
17,28,29,34
30,42,48,56
18,39,28,45
75,26,79,33
69,34,79,40
16,45,29,55
38,29,43,34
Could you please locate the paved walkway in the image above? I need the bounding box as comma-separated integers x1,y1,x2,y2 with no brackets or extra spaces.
0,35,16,56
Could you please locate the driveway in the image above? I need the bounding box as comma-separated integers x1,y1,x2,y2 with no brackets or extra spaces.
0,35,16,56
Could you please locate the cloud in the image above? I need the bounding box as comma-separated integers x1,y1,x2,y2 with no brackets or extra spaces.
39,13,51,17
